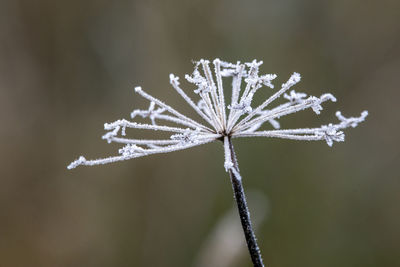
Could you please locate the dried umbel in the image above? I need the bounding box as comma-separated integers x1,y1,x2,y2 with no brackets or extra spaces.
68,59,367,266
68,59,367,170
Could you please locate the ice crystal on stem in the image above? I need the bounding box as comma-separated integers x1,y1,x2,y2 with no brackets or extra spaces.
68,58,367,266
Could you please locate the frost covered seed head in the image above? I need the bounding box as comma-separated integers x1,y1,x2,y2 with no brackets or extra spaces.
68,59,367,171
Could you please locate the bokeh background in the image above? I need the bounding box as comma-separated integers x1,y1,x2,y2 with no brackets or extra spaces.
1,0,399,266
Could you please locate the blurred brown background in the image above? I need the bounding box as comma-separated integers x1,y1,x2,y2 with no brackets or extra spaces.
1,0,399,266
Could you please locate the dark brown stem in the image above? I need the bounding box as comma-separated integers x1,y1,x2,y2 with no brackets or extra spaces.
226,137,264,267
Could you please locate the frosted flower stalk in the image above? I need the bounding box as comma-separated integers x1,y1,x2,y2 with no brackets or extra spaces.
68,59,367,266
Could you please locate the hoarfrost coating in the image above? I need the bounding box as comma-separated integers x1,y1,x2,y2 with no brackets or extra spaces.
68,59,368,171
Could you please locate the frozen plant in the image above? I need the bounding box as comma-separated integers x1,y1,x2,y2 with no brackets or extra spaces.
68,59,367,267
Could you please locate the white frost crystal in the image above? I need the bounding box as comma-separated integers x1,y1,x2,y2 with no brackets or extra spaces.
68,59,367,171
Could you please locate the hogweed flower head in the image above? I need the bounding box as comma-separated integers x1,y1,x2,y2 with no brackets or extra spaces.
68,59,367,171
68,58,368,266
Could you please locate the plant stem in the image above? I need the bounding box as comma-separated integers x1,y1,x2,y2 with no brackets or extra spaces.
226,137,265,267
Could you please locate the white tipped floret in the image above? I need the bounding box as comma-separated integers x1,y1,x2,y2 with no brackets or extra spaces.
245,59,263,69
200,59,210,64
282,72,301,88
260,74,277,88
320,93,337,102
169,73,179,85
318,124,345,147
213,58,221,64
67,156,86,169
119,144,146,157
335,110,369,128
310,96,324,114
284,90,307,102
